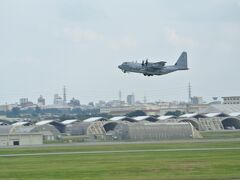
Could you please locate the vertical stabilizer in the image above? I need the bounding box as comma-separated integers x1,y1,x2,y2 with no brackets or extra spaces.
175,52,188,69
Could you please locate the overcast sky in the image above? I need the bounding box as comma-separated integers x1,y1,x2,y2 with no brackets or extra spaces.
0,0,240,104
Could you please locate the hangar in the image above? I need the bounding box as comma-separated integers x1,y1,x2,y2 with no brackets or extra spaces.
13,124,61,141
120,122,201,141
66,117,108,136
0,126,43,146
85,121,201,141
0,120,62,142
64,115,200,141
36,120,65,133
178,113,240,131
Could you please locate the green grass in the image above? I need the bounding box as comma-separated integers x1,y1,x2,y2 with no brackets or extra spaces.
0,141,240,180
201,130,240,139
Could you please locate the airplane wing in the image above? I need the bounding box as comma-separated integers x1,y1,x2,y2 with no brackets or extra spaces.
153,61,166,66
146,61,166,70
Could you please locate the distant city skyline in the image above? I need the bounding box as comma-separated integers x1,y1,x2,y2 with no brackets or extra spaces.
0,84,234,105
0,85,222,106
0,0,239,104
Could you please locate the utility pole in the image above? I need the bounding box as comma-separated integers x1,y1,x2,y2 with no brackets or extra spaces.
143,96,147,103
118,90,122,102
187,83,192,113
63,86,67,104
188,82,192,104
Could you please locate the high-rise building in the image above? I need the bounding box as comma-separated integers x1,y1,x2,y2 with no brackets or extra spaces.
54,94,63,105
37,95,45,106
19,98,33,107
20,98,28,105
127,94,135,105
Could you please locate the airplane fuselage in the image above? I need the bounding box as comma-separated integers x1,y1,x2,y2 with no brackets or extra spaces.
118,62,187,76
118,52,188,76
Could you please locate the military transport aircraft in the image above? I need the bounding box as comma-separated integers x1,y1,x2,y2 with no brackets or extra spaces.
118,52,188,76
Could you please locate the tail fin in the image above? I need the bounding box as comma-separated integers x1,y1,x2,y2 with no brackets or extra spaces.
175,52,188,69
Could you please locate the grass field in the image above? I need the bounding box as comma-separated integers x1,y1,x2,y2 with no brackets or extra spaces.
1,141,240,180
201,130,240,139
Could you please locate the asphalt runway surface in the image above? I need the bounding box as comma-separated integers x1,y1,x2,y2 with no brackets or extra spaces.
1,138,240,149
1,147,240,157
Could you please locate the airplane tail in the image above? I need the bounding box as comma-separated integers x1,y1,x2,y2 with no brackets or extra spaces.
175,52,188,69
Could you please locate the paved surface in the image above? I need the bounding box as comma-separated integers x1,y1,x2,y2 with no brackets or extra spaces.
1,147,240,157
1,138,240,149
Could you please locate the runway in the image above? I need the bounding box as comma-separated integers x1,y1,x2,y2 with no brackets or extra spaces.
1,138,240,149
1,147,240,157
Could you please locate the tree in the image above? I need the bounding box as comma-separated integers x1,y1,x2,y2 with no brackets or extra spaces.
7,107,20,117
165,110,185,117
35,106,42,114
126,110,146,117
59,114,76,121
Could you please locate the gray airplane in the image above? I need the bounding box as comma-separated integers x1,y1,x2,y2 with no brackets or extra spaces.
118,52,188,76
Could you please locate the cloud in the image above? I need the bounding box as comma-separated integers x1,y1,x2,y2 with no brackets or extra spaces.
164,27,195,47
107,36,137,51
63,27,104,43
63,26,137,51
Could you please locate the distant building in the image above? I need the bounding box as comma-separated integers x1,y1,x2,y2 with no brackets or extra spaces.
19,98,34,108
0,104,11,112
95,100,106,107
127,94,135,105
106,100,122,107
208,97,221,105
88,102,94,107
191,96,203,105
37,95,45,106
20,98,28,105
69,98,80,107
222,96,240,105
54,94,63,105
0,126,43,146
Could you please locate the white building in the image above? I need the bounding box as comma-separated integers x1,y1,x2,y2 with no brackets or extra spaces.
0,126,43,146
222,96,240,105
54,94,63,105
0,133,43,146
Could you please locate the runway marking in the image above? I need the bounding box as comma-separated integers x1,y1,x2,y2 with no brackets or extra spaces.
1,147,240,157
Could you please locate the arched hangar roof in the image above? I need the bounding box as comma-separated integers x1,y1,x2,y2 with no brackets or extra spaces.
180,113,206,119
205,113,229,118
229,112,240,117
83,117,107,123
158,115,176,121
61,119,79,125
133,116,158,122
110,116,137,122
12,121,32,126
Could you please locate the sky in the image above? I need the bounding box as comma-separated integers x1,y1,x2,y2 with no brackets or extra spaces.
0,0,240,104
